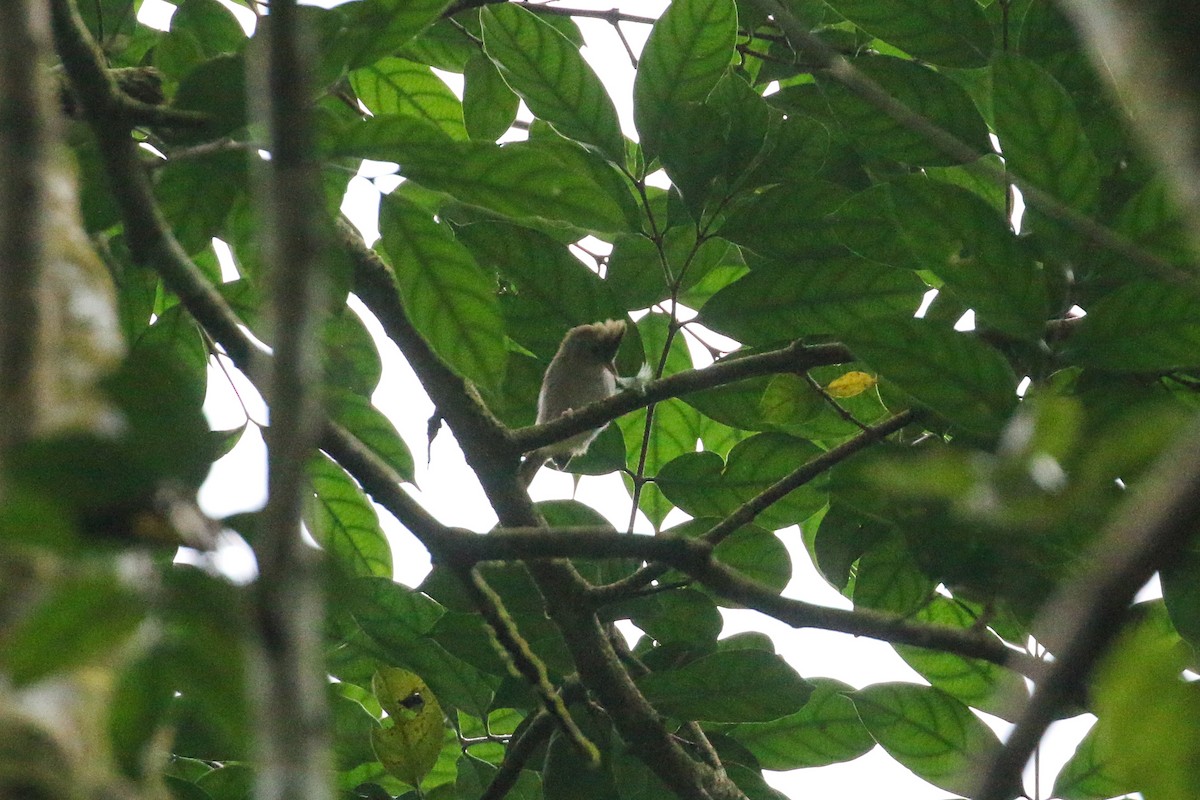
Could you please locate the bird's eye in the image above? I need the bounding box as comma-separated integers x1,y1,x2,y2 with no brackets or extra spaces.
400,691,425,712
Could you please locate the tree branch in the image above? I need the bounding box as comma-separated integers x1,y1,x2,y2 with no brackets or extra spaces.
975,2,1200,794
48,0,268,379
338,223,750,800
434,527,1044,679
0,0,52,452
249,5,333,800
510,341,854,454
591,410,915,603
976,416,1200,800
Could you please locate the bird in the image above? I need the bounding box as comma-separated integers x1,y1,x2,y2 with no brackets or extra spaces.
519,320,626,486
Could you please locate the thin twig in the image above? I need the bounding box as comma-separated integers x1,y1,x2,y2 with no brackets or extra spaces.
592,410,914,602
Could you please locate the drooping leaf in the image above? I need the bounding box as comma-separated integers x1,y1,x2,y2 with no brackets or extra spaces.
482,4,625,162
655,434,828,530
1063,281,1200,372
819,56,990,165
325,390,416,484
1,572,145,686
700,255,926,344
633,0,738,158
462,51,520,141
893,596,1028,720
378,194,507,392
305,453,393,579
351,57,468,140
888,177,1048,340
371,667,446,788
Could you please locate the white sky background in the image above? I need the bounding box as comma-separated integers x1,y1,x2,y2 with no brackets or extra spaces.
132,0,1112,797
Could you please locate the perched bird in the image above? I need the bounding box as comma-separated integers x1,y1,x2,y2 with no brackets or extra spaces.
520,320,626,486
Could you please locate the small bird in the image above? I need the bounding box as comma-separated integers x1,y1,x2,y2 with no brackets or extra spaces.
519,320,626,486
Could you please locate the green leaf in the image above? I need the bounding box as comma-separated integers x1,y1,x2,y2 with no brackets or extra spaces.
712,525,792,597
378,195,507,392
306,454,393,578
325,390,416,484
453,221,629,360
622,588,723,647
638,650,812,723
351,57,468,140
823,0,992,67
894,597,1027,720
618,398,703,529
172,0,244,51
165,54,247,145
992,52,1100,214
718,180,852,262
841,319,1018,436
1051,724,1135,800
732,678,874,769
346,576,446,641
1,572,145,686
1092,618,1200,800
851,535,933,615
1064,281,1200,372
819,56,990,165
462,52,519,141
655,434,828,530
326,113,454,161
850,682,1007,797
888,177,1048,340
700,255,926,344
1163,544,1200,653
482,4,625,162
633,0,738,157
335,0,450,71
323,310,383,397
397,140,636,234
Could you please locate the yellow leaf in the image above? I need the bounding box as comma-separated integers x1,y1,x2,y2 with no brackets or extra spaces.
370,667,444,788
826,371,877,399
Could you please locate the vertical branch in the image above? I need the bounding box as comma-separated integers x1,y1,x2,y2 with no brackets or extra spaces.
250,3,332,799
0,0,52,452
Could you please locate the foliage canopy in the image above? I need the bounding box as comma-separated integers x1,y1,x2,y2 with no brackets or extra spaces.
3,0,1200,799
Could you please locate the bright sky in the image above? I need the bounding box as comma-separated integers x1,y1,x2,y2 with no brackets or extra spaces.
131,1,1106,796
